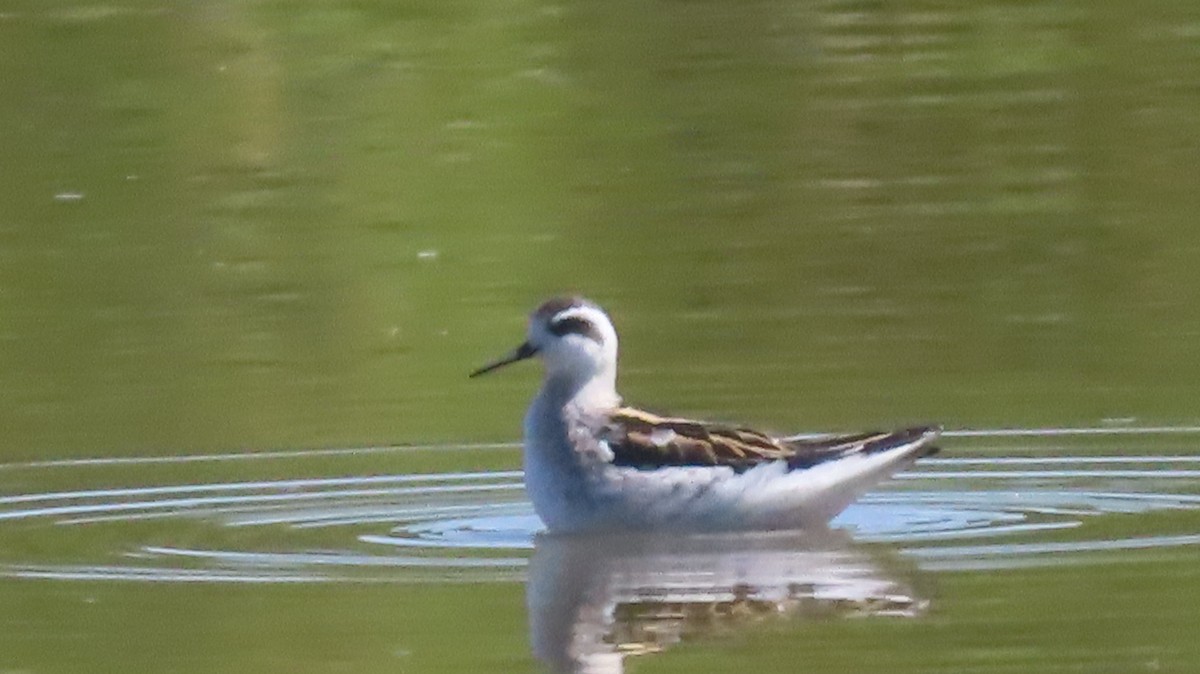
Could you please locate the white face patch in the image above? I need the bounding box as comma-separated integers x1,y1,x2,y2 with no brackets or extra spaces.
524,299,620,384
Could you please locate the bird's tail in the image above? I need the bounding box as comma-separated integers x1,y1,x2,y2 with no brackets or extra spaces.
749,425,942,527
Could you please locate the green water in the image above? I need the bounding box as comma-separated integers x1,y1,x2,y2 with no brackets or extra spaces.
2,1,1200,672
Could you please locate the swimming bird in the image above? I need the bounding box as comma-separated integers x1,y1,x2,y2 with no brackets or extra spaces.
470,296,940,533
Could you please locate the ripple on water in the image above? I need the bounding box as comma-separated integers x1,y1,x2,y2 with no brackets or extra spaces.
1,433,1199,582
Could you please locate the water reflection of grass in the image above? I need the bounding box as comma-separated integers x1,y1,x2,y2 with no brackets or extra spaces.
2,2,1199,673
4,1,1200,460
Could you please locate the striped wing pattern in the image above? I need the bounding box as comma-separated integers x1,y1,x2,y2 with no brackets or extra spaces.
603,407,937,472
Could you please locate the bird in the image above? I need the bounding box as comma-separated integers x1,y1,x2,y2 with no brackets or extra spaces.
470,296,941,533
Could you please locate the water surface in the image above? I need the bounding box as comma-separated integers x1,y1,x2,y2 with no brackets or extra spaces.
3,431,1200,671
3,1,1200,672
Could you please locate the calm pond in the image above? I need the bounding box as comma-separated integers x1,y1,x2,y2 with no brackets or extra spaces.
2,1,1200,672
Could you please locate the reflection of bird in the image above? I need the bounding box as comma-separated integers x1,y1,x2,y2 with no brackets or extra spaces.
527,531,927,674
471,297,941,533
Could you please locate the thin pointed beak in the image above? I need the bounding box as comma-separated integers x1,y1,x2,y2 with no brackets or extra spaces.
469,341,538,378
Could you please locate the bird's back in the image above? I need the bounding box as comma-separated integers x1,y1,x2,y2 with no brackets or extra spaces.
600,407,940,473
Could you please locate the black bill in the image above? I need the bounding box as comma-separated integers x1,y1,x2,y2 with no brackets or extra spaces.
469,341,538,378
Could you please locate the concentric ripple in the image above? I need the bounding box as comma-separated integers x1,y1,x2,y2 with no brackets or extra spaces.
1,430,1198,582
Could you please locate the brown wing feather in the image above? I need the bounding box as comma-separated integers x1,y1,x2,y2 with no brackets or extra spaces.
603,407,790,471
604,407,939,472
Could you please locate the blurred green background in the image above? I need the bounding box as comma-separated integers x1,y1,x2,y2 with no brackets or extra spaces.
3,3,1200,674
3,1,1200,461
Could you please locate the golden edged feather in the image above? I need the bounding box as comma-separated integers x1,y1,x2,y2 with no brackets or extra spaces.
604,407,792,470
604,407,938,471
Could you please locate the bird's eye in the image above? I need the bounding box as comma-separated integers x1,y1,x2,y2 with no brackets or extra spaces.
549,316,604,343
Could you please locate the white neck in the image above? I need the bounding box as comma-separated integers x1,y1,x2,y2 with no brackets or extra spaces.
540,365,620,412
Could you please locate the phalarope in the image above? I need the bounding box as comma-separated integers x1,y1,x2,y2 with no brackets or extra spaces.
471,296,941,533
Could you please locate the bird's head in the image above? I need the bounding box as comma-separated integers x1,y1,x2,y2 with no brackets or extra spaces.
470,296,619,385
